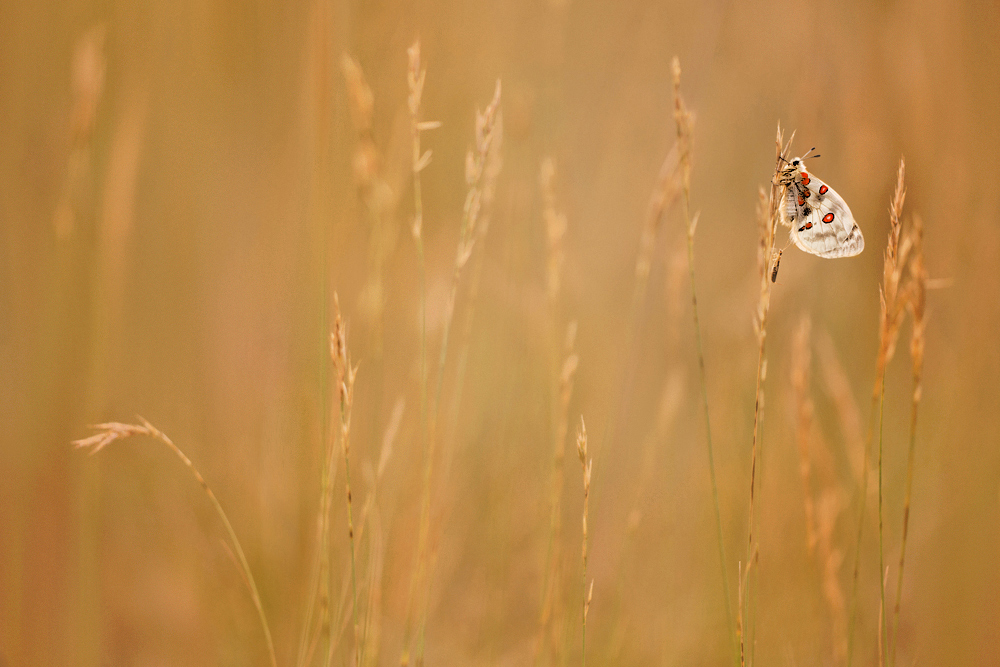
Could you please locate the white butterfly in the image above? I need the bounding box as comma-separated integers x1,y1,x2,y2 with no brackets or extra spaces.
778,154,864,259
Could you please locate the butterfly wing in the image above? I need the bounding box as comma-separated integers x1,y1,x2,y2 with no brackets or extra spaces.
786,171,864,258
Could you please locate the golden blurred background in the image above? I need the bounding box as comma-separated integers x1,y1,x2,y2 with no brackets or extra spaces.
2,0,997,665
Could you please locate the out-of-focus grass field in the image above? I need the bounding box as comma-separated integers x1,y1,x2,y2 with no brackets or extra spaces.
3,1,998,665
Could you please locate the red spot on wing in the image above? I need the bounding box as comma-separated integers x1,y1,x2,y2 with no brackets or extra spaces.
804,222,813,229
819,184,829,195
797,196,805,206
823,213,835,223
800,173,811,185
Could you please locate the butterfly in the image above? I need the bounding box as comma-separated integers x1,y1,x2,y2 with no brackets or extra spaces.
778,152,864,259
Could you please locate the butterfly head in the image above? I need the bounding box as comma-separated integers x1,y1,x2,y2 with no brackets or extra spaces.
779,151,819,182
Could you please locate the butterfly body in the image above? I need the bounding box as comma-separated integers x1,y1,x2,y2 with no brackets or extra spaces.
779,157,864,258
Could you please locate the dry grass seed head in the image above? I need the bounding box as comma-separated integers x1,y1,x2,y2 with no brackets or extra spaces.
73,420,153,454
670,57,694,191
458,80,503,268
879,157,912,370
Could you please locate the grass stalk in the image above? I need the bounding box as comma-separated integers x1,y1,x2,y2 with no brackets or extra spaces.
411,78,502,667
332,295,362,667
535,157,576,667
671,56,739,666
73,419,278,667
577,418,593,667
847,158,910,667
400,40,435,665
740,124,793,667
890,215,927,667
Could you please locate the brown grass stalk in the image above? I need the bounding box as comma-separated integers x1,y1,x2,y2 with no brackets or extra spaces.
847,157,911,667
401,48,502,664
72,419,278,667
400,39,436,666
671,57,739,665
536,319,579,666
577,417,593,667
740,125,792,667
534,156,576,667
331,294,361,667
890,214,927,667
412,79,502,665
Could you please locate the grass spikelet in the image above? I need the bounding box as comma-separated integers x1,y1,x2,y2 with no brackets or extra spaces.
73,420,278,667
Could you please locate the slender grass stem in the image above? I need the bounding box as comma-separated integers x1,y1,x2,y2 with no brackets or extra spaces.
891,217,926,667
848,157,907,667
671,57,738,666
333,297,362,667
877,383,888,667
400,41,432,666
73,420,278,667
889,372,920,667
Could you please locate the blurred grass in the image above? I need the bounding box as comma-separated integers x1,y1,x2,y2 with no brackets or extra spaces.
2,0,998,665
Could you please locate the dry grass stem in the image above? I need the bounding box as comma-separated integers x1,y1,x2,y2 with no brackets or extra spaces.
73,420,278,667
537,320,579,665
848,157,911,667
401,40,434,666
402,53,502,665
332,293,362,667
741,125,793,667
536,155,573,666
891,214,928,667
671,56,738,664
577,417,592,667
